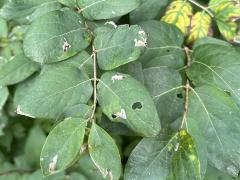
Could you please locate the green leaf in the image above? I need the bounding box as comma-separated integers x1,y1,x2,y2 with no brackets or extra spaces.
63,104,92,119
0,86,8,110
94,24,147,70
0,53,39,86
0,0,61,24
78,0,141,20
24,125,46,168
139,20,185,69
143,67,184,125
23,9,91,64
187,38,240,106
58,0,79,8
14,61,93,119
88,123,122,180
129,0,170,24
97,72,161,137
172,130,201,180
0,17,7,38
187,86,240,177
124,132,178,180
40,118,87,176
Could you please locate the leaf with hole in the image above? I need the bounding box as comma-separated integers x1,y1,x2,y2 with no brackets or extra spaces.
97,72,161,137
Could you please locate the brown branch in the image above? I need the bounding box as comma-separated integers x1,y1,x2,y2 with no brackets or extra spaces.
180,47,192,129
89,46,97,122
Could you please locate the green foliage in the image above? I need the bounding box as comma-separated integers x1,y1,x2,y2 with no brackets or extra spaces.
0,0,240,179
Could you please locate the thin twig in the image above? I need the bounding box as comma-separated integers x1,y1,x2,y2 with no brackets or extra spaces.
89,46,97,122
180,47,192,129
188,0,214,17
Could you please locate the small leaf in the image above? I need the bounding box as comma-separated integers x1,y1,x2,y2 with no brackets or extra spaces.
0,0,61,24
187,12,212,44
0,53,39,86
187,86,240,177
14,61,93,119
23,9,91,64
88,123,121,180
78,0,141,20
172,130,201,180
161,0,193,35
124,132,178,180
129,0,170,24
97,72,161,137
40,118,87,176
0,86,8,110
94,25,147,70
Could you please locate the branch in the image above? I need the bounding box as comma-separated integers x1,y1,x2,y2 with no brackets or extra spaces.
180,47,192,129
188,0,214,17
89,46,97,122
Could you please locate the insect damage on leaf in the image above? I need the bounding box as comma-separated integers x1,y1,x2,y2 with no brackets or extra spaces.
48,155,58,173
16,105,35,118
62,38,71,52
112,109,127,119
111,74,124,82
134,30,147,47
105,21,117,28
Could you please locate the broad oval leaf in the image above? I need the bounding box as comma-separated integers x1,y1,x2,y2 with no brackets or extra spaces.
161,1,193,35
94,25,147,70
14,61,93,119
138,20,185,70
88,123,121,180
40,118,87,176
187,38,240,106
78,0,141,20
0,0,61,24
97,72,161,137
0,53,39,86
124,132,178,180
172,130,201,180
23,9,91,64
143,67,184,126
187,86,240,177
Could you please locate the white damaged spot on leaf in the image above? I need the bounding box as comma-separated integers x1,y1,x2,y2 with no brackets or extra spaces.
112,109,127,119
80,143,88,154
16,105,35,118
105,21,117,28
174,142,179,151
111,74,124,82
62,38,71,52
134,30,147,47
48,155,58,173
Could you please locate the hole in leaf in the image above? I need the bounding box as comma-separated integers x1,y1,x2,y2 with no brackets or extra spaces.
177,93,183,99
224,90,231,96
112,114,117,118
132,102,142,110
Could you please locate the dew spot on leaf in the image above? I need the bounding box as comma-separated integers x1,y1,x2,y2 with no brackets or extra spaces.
48,155,58,173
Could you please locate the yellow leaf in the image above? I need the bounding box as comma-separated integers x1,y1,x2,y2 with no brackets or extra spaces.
161,0,193,35
187,12,212,44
